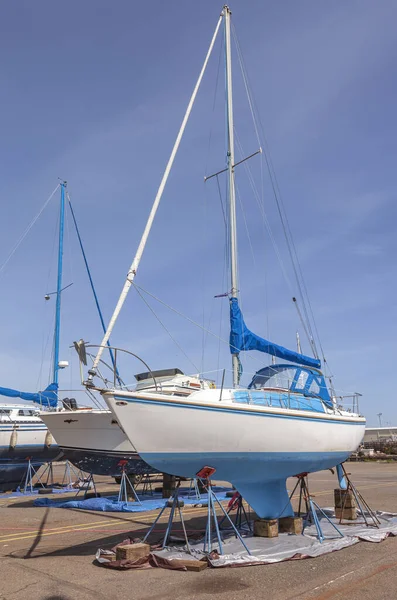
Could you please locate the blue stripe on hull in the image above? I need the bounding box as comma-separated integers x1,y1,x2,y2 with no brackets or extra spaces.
139,451,350,519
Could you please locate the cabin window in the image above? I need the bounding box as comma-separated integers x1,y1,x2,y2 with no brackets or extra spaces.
294,370,309,390
258,368,296,390
18,409,35,416
309,379,320,395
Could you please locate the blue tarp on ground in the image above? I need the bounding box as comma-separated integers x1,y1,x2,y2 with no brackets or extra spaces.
33,487,232,513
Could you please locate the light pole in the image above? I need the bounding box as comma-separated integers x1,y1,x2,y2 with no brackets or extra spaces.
377,412,383,427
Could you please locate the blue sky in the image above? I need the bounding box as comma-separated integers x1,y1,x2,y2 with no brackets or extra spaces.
0,1,396,425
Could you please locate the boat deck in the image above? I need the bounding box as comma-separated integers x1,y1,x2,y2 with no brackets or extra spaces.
0,462,396,600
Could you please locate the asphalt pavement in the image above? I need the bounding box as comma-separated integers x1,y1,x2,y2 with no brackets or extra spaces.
0,462,397,600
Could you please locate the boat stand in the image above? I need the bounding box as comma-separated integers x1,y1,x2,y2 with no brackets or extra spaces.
61,460,84,489
117,467,142,505
74,473,98,499
143,482,191,552
187,478,201,500
139,474,154,496
291,473,344,543
337,464,381,528
196,467,252,555
219,491,252,533
33,461,55,488
20,458,47,494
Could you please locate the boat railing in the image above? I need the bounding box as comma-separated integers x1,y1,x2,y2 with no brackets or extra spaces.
332,392,362,414
77,344,160,392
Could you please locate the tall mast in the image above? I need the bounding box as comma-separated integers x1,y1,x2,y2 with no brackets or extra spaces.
224,5,239,388
53,181,66,385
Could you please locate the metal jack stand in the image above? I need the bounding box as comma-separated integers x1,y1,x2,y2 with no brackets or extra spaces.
140,474,154,497
117,466,142,505
35,461,55,488
74,473,98,499
143,482,191,552
21,457,46,494
219,491,252,533
61,460,83,489
338,464,381,528
187,478,201,500
196,467,252,555
291,473,344,543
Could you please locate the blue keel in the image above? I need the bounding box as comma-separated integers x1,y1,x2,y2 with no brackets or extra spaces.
138,451,352,519
236,479,294,519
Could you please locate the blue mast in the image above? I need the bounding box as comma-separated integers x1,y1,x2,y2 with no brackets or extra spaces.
53,181,66,385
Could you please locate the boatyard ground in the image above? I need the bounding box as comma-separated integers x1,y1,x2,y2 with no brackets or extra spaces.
0,463,397,600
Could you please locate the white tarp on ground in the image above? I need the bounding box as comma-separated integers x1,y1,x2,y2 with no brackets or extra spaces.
151,510,397,568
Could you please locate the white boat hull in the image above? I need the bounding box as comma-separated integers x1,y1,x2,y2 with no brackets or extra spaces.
40,409,158,476
0,419,60,490
104,389,365,518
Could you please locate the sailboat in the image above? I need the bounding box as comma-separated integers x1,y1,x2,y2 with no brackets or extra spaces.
0,183,69,490
80,5,366,518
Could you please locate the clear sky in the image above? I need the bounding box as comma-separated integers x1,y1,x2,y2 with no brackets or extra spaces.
0,1,396,426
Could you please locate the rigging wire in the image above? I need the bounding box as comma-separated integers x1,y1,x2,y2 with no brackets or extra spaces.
131,282,265,367
133,285,200,372
234,181,257,268
0,184,60,278
232,24,324,362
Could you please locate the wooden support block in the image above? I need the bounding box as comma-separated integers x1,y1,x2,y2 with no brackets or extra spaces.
278,516,303,535
115,542,150,561
169,558,208,571
253,518,279,538
162,474,177,498
335,506,357,520
334,489,356,509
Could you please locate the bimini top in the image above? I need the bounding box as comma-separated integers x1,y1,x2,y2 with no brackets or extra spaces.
248,363,332,408
135,368,184,382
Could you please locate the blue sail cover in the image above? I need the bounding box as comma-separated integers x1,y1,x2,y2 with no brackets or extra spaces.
0,383,58,408
229,298,321,370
